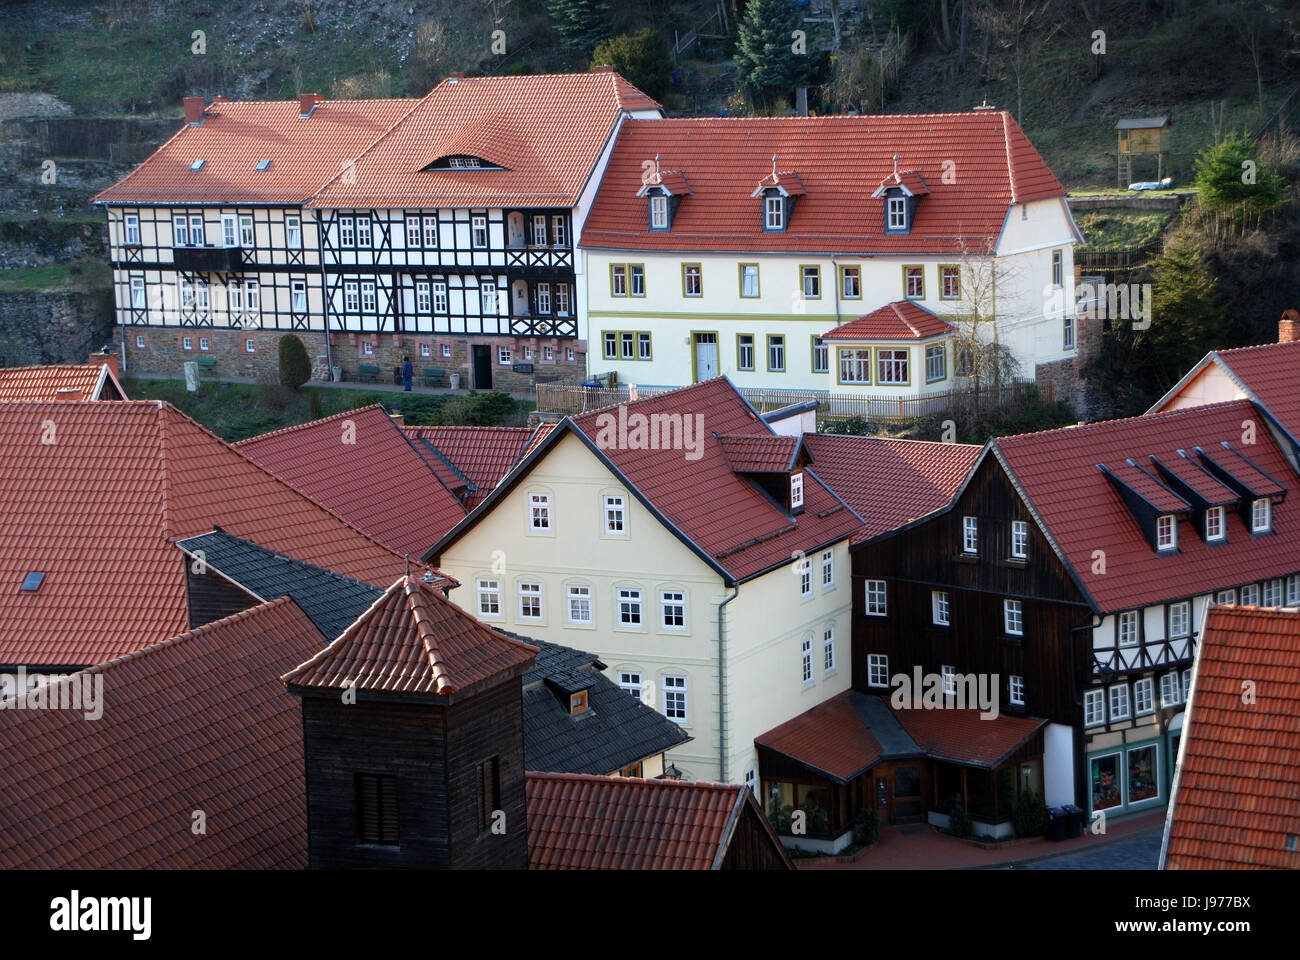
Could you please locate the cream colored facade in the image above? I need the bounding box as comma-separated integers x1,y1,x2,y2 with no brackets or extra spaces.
437,430,853,784
580,196,1082,392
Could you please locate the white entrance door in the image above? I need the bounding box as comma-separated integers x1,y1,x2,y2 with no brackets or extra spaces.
694,333,718,381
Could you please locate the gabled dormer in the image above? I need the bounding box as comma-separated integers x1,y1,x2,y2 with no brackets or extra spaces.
718,433,812,515
750,156,805,233
871,156,929,235
1097,459,1192,553
636,154,690,231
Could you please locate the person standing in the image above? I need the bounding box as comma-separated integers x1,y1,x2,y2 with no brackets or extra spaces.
401,355,413,392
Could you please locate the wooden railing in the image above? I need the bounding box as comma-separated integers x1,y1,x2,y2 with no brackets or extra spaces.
535,381,1044,423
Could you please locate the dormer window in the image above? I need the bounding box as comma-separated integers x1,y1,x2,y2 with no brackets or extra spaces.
765,194,784,230
1205,505,1226,542
569,690,588,714
888,196,907,230
650,194,668,229
790,471,804,511
1252,497,1272,533
1156,514,1177,551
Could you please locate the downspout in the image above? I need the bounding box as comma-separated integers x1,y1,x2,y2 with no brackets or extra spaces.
717,583,740,783
830,255,842,327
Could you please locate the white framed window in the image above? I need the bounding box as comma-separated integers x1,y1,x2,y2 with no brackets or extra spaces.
221,213,237,247
764,195,784,229
865,579,887,616
1011,520,1029,559
1204,505,1225,542
199,337,209,351
360,281,376,313
1118,610,1140,647
195,280,209,312
528,492,550,530
823,626,835,674
422,216,438,247
1241,583,1260,605
531,215,547,246
799,635,814,684
354,216,370,247
1009,675,1025,707
420,343,430,358
1134,677,1155,715
740,263,759,298
480,282,497,315
244,337,255,354
1264,578,1282,607
1160,672,1181,707
1052,249,1063,287
339,217,355,247
291,281,307,313
129,277,145,308
245,280,260,315
135,335,145,349
941,665,957,696
841,265,861,298
877,349,909,384
962,516,979,554
362,342,373,356
124,214,140,245
821,550,834,588
522,345,533,362
416,281,431,313
619,671,642,700
638,332,651,360
406,216,421,247
1156,514,1177,551
471,215,487,248
1287,575,1300,606
867,654,888,688
180,279,195,309
173,214,189,247
544,346,553,361
567,585,592,625
618,588,642,625
344,282,360,313
1182,668,1193,701
477,578,500,616
536,282,551,314
1004,599,1023,636
552,280,568,315
887,196,906,229
518,582,543,620
812,336,829,374
1109,683,1130,721
801,265,820,298
566,347,575,362
239,214,255,247
1063,315,1075,351
790,472,804,510
432,280,448,313
188,214,205,246
767,334,785,371
229,281,243,314
1169,600,1190,639
604,495,626,534
799,557,812,598
932,590,950,626
925,344,946,382
1252,498,1272,533
441,343,452,359
661,590,686,629
182,336,193,351
838,348,871,383
286,215,301,248
1084,689,1106,726
551,216,567,247
650,194,668,228
1215,588,1236,605
498,347,512,366
663,675,687,722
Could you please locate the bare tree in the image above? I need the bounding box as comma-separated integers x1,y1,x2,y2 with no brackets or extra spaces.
951,235,1023,399
973,0,1063,122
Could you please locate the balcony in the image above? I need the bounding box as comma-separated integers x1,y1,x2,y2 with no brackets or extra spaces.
173,246,243,272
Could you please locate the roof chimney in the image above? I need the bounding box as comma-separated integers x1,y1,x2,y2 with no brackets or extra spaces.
88,350,119,380
389,410,405,427
446,72,465,82
592,64,615,73
54,387,82,402
183,97,205,125
1280,309,1300,344
298,93,323,118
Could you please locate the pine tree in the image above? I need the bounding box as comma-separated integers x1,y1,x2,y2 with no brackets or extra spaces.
734,0,810,110
545,0,613,53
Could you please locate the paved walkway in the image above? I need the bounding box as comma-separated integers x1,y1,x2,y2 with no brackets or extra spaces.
167,372,534,402
796,809,1166,870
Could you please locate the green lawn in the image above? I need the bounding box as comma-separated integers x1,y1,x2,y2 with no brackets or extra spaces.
0,260,111,293
1074,208,1176,250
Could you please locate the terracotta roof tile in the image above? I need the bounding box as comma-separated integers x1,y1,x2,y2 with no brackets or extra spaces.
283,575,536,697
235,405,466,556
718,433,801,473
0,597,320,868
0,401,442,668
755,691,884,781
524,772,752,870
0,363,124,402
822,300,955,341
1164,606,1300,870
403,424,532,508
803,433,979,543
1212,340,1300,444
893,707,1045,768
582,112,1064,253
996,401,1300,612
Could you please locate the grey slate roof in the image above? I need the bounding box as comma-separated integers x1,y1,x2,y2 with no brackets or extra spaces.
175,529,385,641
1115,116,1170,130
852,691,923,758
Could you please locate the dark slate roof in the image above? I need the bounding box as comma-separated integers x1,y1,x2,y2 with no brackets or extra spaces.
853,692,923,758
506,631,692,775
176,528,385,641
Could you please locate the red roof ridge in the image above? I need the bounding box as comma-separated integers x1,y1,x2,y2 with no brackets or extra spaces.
1219,338,1300,355
573,375,747,423
525,770,741,791
1000,111,1018,203
996,397,1258,446
308,90,439,199
231,403,387,447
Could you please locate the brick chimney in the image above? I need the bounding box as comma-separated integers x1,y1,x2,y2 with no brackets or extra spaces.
55,387,82,402
591,64,614,73
298,93,323,118
88,351,119,380
183,97,205,125
389,410,405,427
1280,309,1300,344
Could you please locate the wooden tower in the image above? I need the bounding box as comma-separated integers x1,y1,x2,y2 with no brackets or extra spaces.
1116,116,1173,188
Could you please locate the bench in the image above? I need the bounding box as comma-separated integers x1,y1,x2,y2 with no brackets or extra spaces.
195,356,216,373
418,367,446,387
354,364,381,382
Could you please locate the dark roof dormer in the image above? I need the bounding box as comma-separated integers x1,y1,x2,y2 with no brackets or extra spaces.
421,154,507,171
636,154,689,231
872,156,929,235
750,156,805,233
718,433,812,515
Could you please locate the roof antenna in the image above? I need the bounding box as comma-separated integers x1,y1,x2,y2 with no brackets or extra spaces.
893,153,899,177
654,153,661,177
772,154,778,178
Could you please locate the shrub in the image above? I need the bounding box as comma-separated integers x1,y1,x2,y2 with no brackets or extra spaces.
1013,788,1049,838
308,388,323,420
277,334,311,390
853,808,880,847
591,29,671,99
947,803,973,839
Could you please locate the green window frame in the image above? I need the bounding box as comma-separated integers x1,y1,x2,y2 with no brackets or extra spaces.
837,348,872,385
602,331,617,360
800,264,821,299
939,264,960,300
766,333,786,372
629,264,645,297
620,332,636,360
637,332,652,360
682,262,703,297
736,333,755,371
876,346,911,386
903,265,924,300
840,265,862,299
739,263,760,298
610,263,628,297
810,335,829,374
925,343,947,383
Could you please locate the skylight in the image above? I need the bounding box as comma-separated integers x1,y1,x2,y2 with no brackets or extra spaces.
20,571,45,592
190,159,205,171
255,159,271,171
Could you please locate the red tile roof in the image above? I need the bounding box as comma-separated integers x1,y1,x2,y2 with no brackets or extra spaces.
525,772,784,870
802,433,980,543
0,362,125,402
718,433,802,473
893,708,1045,768
308,73,660,210
822,300,955,341
582,111,1064,253
0,401,442,668
995,401,1300,613
755,691,884,781
0,597,320,868
1207,340,1300,444
873,169,930,197
235,405,466,557
403,424,533,508
92,98,419,204
283,575,536,697
1163,606,1300,870
562,379,863,581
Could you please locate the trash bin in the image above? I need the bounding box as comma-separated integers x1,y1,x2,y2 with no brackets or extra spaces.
331,365,343,382
1063,803,1084,839
449,372,461,390
1047,806,1067,842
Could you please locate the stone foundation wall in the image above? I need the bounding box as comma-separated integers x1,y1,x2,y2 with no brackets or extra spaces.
0,289,115,366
